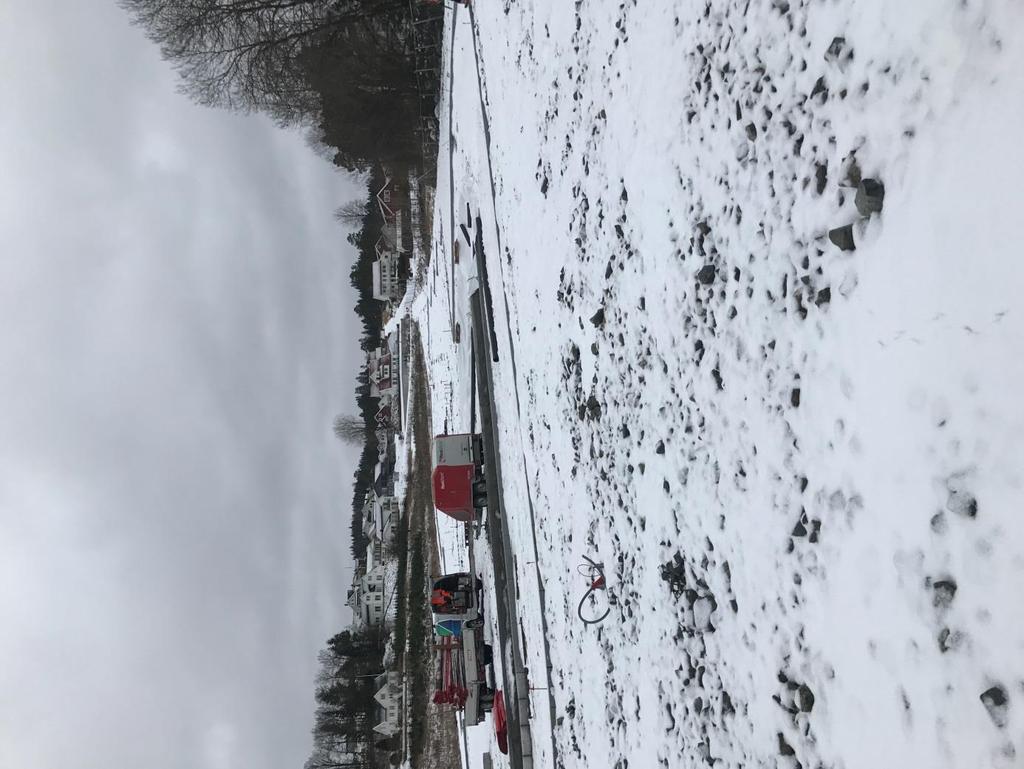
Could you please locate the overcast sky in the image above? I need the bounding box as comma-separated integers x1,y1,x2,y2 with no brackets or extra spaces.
0,2,364,768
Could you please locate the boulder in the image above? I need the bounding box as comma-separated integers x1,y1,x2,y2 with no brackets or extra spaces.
828,225,856,252
696,265,717,284
825,36,847,61
855,178,885,216
796,684,815,712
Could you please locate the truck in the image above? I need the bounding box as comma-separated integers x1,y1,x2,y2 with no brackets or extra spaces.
431,433,488,521
430,572,495,726
431,572,484,627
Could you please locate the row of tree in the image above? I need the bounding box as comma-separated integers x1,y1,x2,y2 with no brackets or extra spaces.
306,628,394,769
319,169,407,765
121,0,442,169
345,167,388,560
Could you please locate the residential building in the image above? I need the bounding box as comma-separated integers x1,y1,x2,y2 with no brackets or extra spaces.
371,249,402,302
367,345,396,399
375,176,406,257
361,494,377,540
373,493,400,546
373,672,402,737
374,402,393,429
373,466,394,500
345,547,389,627
375,177,399,224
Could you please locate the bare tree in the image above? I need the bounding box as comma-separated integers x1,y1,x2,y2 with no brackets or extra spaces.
120,0,409,124
333,413,366,445
334,199,368,227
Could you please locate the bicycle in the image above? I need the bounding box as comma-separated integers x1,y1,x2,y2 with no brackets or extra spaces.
576,554,611,625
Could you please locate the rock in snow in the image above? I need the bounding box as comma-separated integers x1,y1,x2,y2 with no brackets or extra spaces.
980,685,1009,727
855,178,885,216
828,224,856,251
696,264,717,284
796,684,815,712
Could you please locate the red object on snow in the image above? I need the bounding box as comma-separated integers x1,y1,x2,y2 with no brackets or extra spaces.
431,434,484,522
493,690,508,754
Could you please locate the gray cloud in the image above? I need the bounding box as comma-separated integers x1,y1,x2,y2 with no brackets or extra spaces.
0,2,363,768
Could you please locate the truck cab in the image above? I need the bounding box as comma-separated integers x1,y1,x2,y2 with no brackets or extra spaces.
431,572,484,625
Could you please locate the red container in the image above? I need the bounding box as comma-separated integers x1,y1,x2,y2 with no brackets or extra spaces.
431,433,485,521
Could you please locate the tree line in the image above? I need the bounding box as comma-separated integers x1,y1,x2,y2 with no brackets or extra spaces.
307,628,395,769
345,166,388,560
121,0,443,170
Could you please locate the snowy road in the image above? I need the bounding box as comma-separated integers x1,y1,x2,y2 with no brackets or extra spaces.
415,1,1024,767
471,279,528,768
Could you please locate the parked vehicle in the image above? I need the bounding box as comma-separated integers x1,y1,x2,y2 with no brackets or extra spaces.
431,433,488,521
431,572,495,726
431,572,484,627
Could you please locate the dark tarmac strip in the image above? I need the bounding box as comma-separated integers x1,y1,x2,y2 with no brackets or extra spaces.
470,288,532,769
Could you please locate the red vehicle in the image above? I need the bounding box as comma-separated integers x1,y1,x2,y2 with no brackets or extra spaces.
431,433,488,521
430,572,495,726
493,690,508,754
432,624,495,726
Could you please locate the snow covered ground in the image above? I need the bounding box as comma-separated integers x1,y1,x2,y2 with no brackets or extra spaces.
415,0,1024,766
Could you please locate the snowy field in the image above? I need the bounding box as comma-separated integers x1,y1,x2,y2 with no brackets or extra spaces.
414,0,1024,767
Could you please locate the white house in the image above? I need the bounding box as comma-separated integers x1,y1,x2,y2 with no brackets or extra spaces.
372,672,402,737
345,548,389,627
361,493,376,540
374,493,400,545
371,247,402,302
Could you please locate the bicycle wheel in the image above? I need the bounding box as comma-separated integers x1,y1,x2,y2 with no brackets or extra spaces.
577,585,611,625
